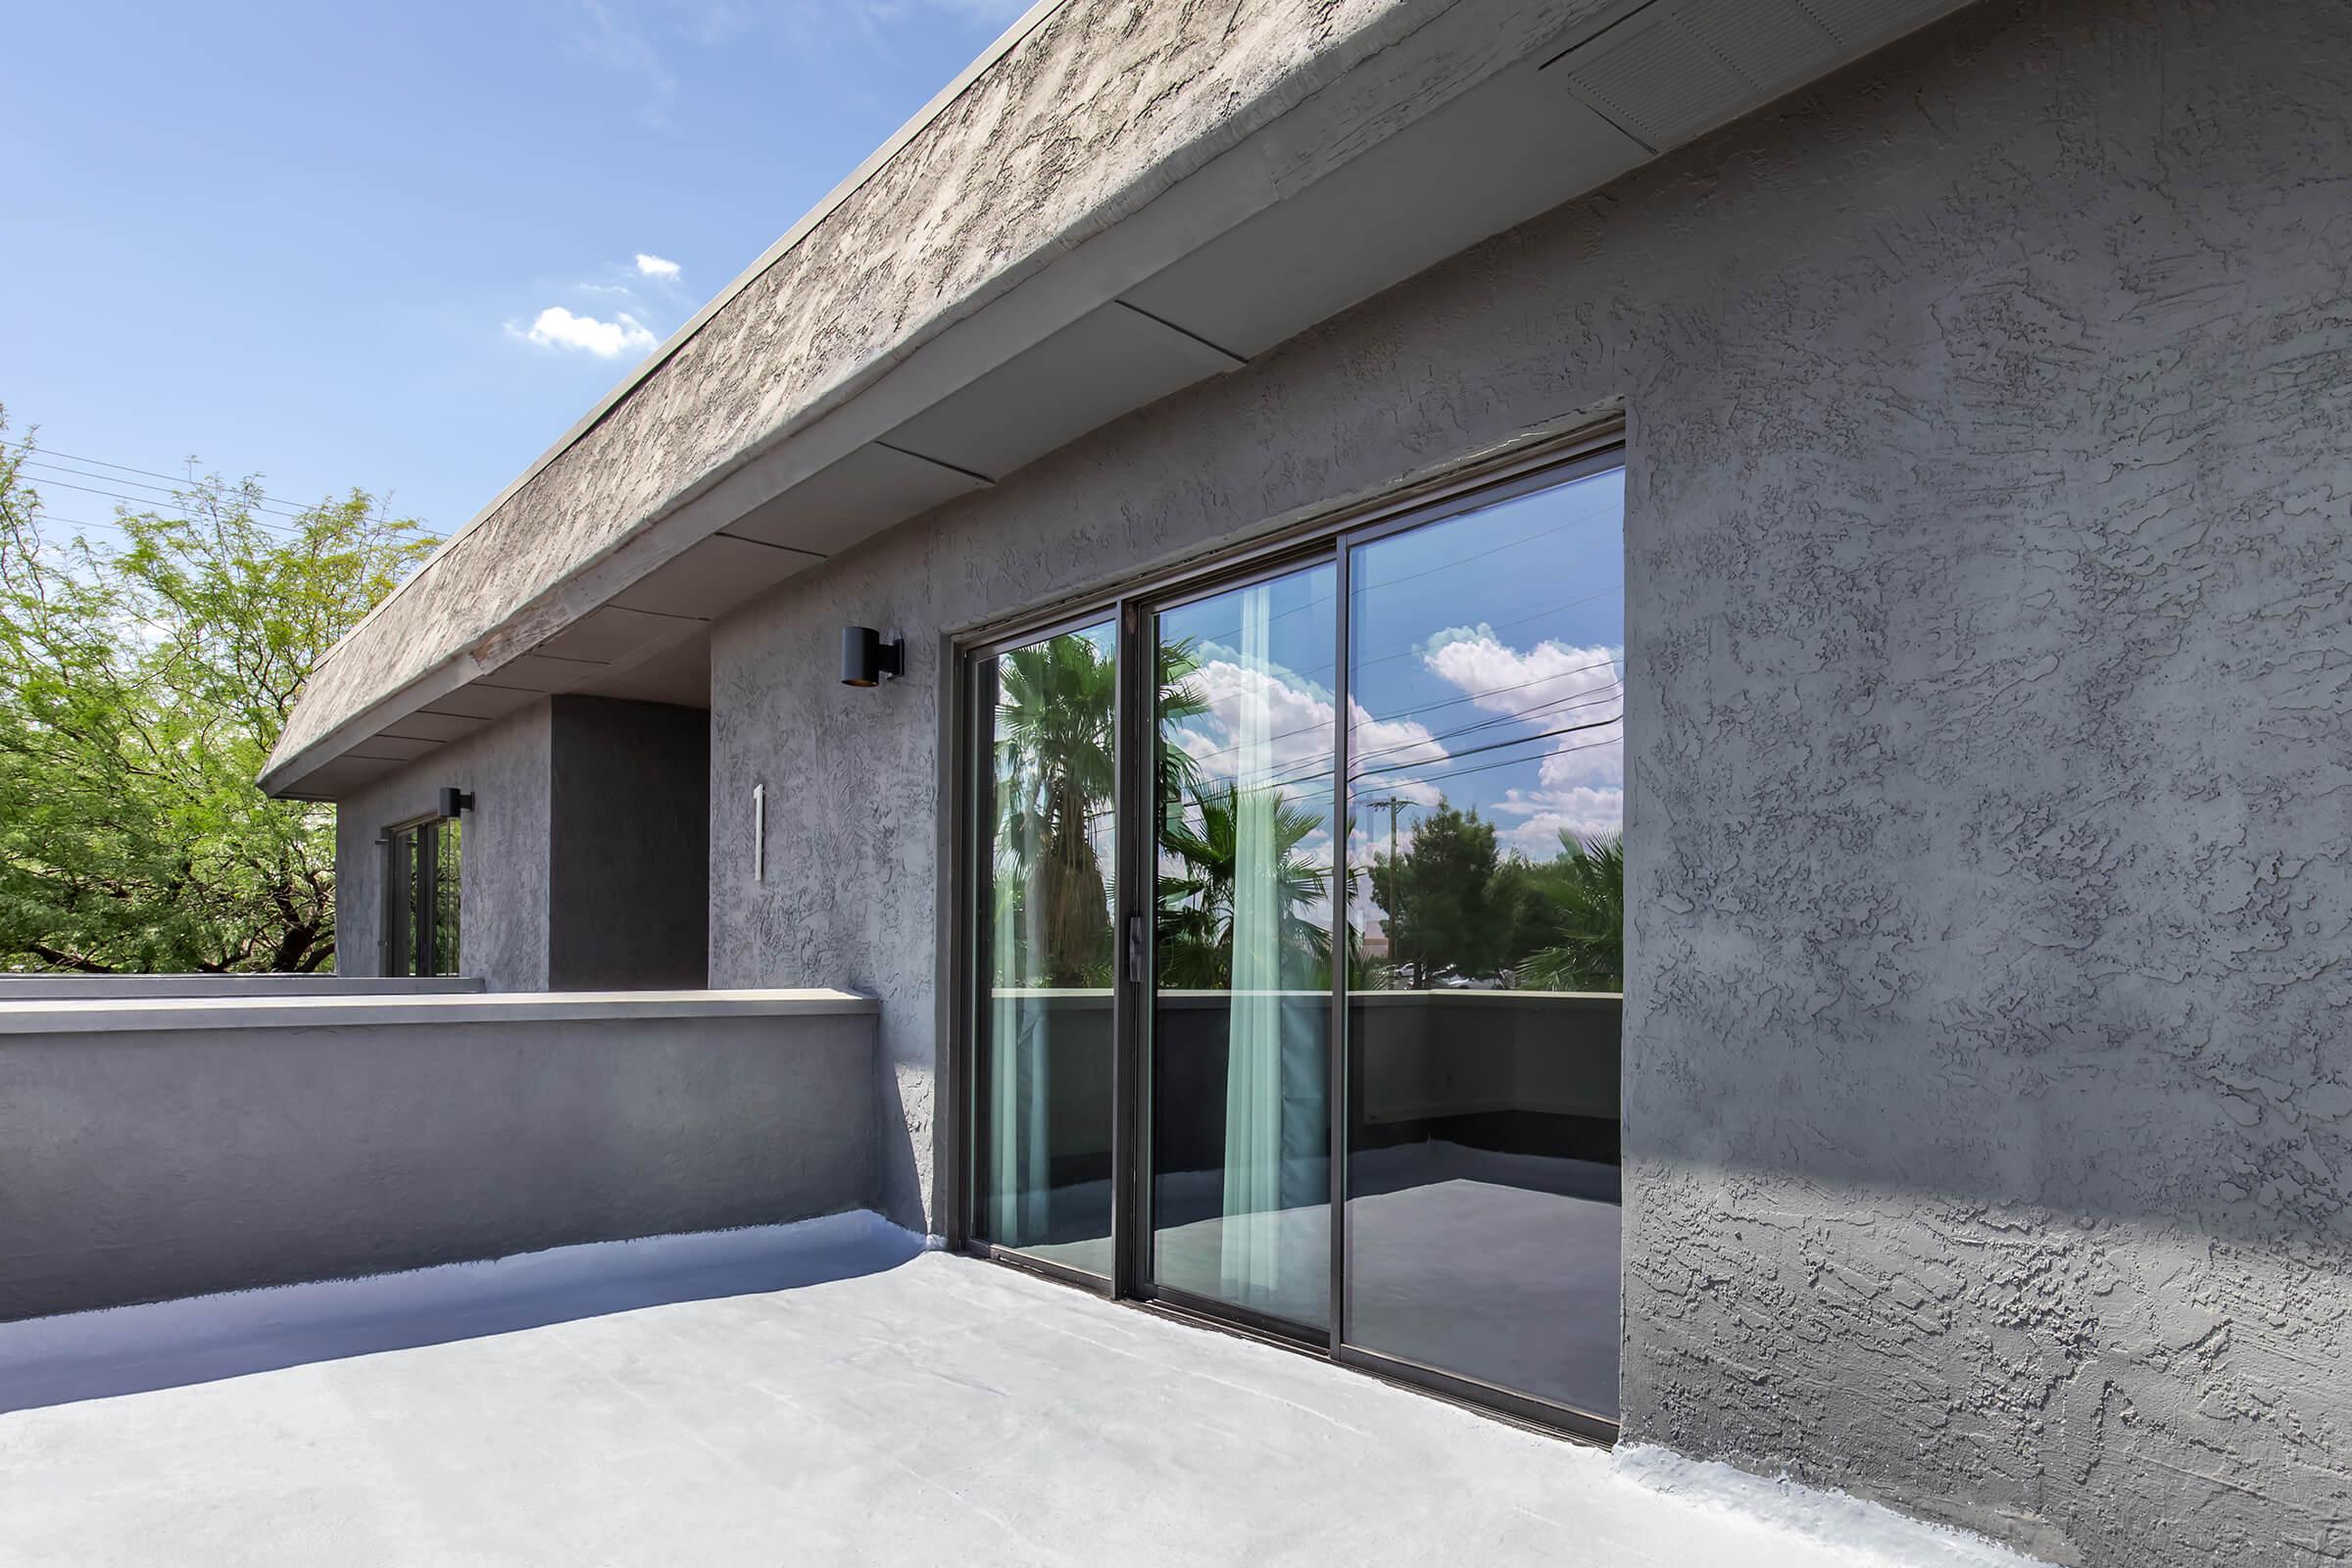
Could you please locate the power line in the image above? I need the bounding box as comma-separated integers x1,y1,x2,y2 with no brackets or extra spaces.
15,475,309,537
21,470,312,530
0,438,324,518
1194,707,1626,807
1054,725,1632,838
1177,581,1625,698
1188,648,1621,765
1364,639,1618,719
1210,681,1622,798
21,514,390,554
1358,728,1624,798
1359,711,1620,780
1198,675,1623,797
18,458,316,523
1345,682,1622,777
12,512,135,535
1173,642,1624,772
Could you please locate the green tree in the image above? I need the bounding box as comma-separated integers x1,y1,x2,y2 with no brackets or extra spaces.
1155,779,1331,988
992,631,1202,985
1369,799,1502,987
993,632,1119,986
1514,833,1625,992
0,410,435,972
1489,852,1552,972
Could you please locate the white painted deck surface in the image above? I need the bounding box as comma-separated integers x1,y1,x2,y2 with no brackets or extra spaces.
0,1214,2042,1567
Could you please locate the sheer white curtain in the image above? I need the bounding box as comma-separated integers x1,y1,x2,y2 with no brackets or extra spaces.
1221,583,1287,1305
989,808,1051,1245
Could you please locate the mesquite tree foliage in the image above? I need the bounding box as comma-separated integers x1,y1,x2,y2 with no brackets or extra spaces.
0,409,434,971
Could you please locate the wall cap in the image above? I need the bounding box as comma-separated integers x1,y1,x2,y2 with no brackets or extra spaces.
0,988,878,1036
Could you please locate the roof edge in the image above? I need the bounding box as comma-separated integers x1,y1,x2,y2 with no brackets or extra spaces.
310,0,1073,673
265,2,1472,796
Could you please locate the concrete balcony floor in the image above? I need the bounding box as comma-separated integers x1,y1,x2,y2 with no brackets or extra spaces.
0,1214,2038,1567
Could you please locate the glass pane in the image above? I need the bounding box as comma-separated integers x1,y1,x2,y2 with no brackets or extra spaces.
1152,564,1336,1328
434,817,463,976
385,827,416,978
1344,466,1625,1417
970,621,1119,1278
409,826,433,977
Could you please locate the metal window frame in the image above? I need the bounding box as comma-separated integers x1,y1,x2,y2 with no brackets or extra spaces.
942,420,1628,1446
1124,549,1343,1333
380,808,460,979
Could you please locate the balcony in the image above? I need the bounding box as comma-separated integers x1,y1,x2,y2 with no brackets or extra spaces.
0,1213,2039,1567
0,983,2038,1566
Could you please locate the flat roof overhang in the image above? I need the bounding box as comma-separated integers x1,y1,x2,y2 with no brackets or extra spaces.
264,0,1975,801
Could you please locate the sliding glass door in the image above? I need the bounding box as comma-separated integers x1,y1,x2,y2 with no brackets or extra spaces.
1147,562,1337,1331
961,447,1625,1432
1340,466,1625,1420
968,619,1120,1280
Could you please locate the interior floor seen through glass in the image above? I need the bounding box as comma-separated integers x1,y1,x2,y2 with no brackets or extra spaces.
1151,563,1336,1328
1343,466,1625,1418
970,621,1120,1279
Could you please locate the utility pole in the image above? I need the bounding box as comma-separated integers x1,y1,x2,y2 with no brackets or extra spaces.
1364,796,1413,984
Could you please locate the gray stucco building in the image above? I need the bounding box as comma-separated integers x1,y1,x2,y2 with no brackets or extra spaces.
262,1,2352,1561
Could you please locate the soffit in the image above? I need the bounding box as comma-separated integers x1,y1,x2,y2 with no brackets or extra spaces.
266,0,1974,799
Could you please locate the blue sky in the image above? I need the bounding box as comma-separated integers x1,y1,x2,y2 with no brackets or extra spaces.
0,0,1030,543
1158,467,1625,892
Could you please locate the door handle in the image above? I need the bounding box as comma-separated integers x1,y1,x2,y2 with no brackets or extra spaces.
1125,912,1148,986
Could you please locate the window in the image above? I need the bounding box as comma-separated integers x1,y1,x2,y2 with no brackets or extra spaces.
384,815,462,977
957,439,1625,1438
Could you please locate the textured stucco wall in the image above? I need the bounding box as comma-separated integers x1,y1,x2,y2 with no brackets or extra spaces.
0,1000,877,1321
335,702,554,989
707,1,2352,1560
334,698,711,991
549,697,711,990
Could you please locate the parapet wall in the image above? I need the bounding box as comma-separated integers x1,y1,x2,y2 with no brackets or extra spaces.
0,990,878,1321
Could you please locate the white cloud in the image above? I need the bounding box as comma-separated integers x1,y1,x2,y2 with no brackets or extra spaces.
1540,733,1623,790
1175,660,1450,811
1177,659,1344,800
634,253,682,280
1423,627,1620,721
512,306,660,359
1423,625,1624,789
1494,785,1625,858
1158,626,1634,870
1412,625,1627,856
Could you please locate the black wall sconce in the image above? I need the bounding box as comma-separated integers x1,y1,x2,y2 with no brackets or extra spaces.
438,786,474,817
841,625,905,688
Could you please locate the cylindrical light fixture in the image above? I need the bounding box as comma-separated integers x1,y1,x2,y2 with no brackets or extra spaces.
841,625,905,688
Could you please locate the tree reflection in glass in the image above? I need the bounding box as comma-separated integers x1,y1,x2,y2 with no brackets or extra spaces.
973,622,1123,1275
1344,466,1626,1419
1152,564,1336,1327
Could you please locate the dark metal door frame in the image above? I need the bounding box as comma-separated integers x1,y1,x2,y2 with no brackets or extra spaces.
947,424,1629,1446
1124,546,1343,1342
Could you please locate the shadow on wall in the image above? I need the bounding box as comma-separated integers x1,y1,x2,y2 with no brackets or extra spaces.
876,1052,931,1233
0,1209,922,1415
